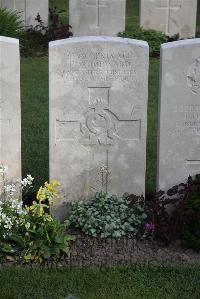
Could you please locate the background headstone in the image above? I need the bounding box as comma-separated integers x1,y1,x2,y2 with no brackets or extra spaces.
0,36,21,182
69,0,126,36
157,39,200,191
140,0,197,38
0,0,48,28
0,0,25,24
25,0,48,27
49,36,149,220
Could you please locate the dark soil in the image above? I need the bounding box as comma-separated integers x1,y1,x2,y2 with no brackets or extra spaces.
62,230,200,267
1,230,200,268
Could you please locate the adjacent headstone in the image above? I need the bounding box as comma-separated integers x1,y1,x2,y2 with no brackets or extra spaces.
157,39,200,191
0,0,48,28
69,0,126,36
49,36,149,220
0,36,21,182
140,0,197,38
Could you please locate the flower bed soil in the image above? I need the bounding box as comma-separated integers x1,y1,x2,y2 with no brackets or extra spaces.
62,230,200,267
1,178,199,268
2,230,200,268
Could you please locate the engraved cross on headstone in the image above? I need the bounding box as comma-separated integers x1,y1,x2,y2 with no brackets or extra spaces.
86,0,108,28
186,159,200,165
156,0,182,35
56,87,141,145
186,142,200,168
186,152,200,166
55,87,141,193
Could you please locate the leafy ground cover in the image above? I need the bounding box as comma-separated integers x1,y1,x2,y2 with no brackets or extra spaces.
0,265,200,299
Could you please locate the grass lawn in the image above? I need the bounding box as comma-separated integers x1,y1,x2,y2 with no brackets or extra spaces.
21,0,200,194
21,57,49,190
0,265,200,299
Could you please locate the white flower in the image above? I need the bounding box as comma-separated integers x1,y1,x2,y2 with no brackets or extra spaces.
27,174,34,182
4,184,16,194
0,166,33,237
21,175,34,187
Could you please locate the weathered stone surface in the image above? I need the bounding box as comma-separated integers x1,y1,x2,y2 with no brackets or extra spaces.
0,36,21,182
140,0,197,38
25,0,48,27
157,39,200,191
0,0,48,27
49,36,149,220
69,0,126,36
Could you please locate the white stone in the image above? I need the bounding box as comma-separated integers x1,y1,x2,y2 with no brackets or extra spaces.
49,36,149,220
157,38,200,191
0,0,48,28
69,0,126,37
25,0,48,27
140,0,197,38
0,36,21,183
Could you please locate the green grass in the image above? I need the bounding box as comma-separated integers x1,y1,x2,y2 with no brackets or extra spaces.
21,57,49,189
21,1,200,194
49,0,69,23
0,265,199,298
147,58,159,192
126,0,139,30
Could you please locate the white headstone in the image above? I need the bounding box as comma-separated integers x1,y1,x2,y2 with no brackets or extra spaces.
0,0,48,28
0,36,21,182
25,0,48,27
49,36,149,220
157,39,200,191
69,0,126,36
140,0,197,38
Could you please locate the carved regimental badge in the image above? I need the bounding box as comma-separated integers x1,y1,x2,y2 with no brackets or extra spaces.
187,57,200,94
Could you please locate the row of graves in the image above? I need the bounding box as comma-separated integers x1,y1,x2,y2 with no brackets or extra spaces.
0,0,49,28
0,34,200,219
0,1,198,38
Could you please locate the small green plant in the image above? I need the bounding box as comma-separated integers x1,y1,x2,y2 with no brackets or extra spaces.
118,27,167,57
0,166,74,263
19,181,75,263
0,7,24,39
67,192,147,239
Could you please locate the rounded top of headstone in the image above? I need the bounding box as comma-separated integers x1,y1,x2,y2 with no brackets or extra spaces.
161,38,200,50
49,36,149,49
0,36,19,44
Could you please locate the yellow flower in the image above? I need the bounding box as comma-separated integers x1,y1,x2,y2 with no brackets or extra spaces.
52,180,60,186
36,186,43,200
45,180,60,192
36,180,61,206
36,186,47,201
